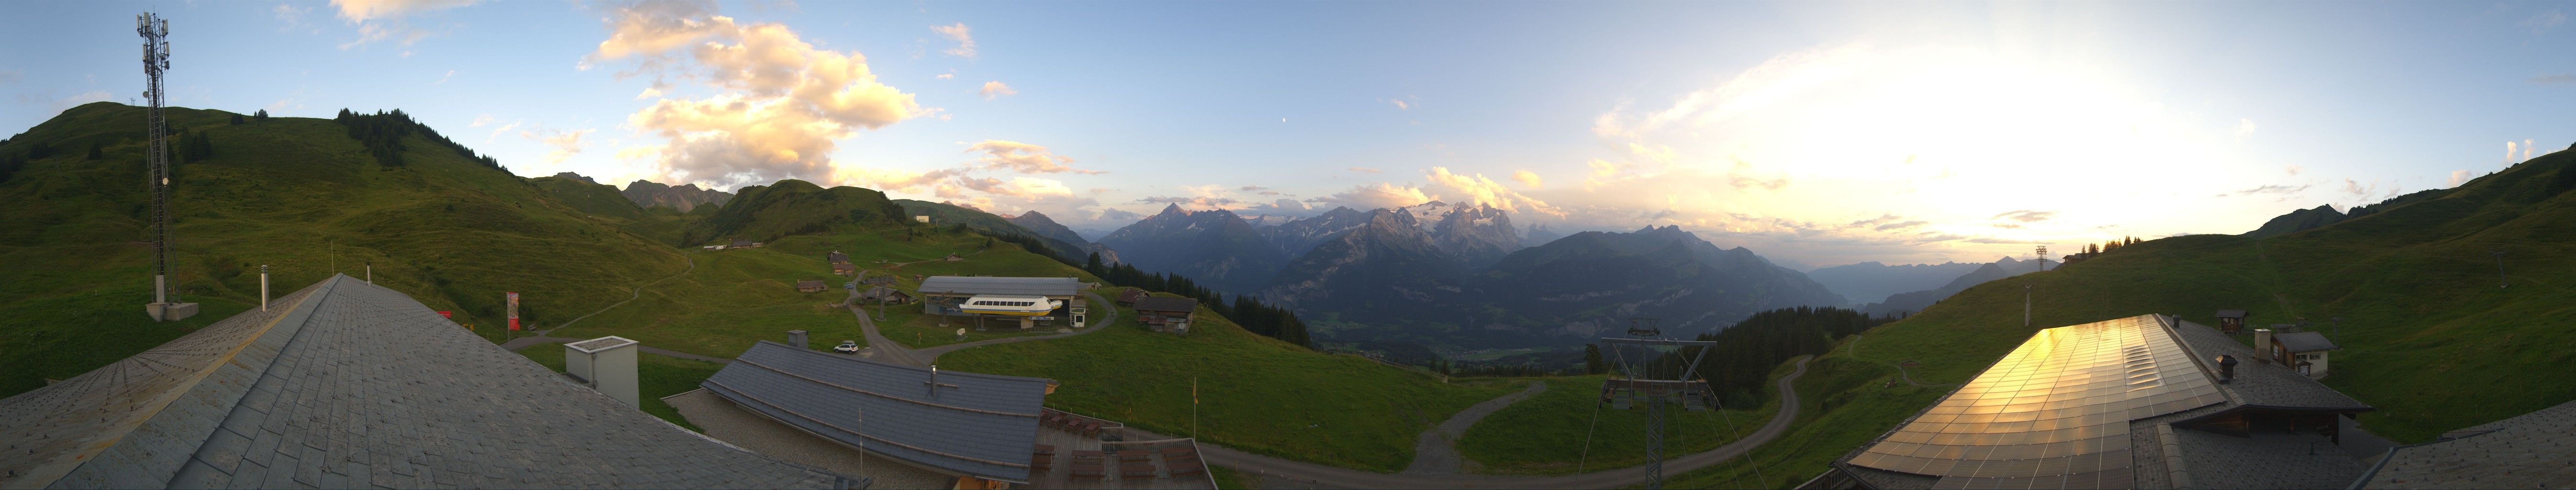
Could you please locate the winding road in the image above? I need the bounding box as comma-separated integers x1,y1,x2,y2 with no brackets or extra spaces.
1147,356,1815,489
1402,381,1550,475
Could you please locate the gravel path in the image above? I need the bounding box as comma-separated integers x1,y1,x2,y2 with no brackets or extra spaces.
666,390,951,489
1402,380,1550,475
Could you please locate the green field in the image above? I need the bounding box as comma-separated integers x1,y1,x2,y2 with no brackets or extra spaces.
0,103,687,396
547,247,862,358
1456,370,1783,476
1690,149,2576,487
513,344,727,432
940,293,1530,473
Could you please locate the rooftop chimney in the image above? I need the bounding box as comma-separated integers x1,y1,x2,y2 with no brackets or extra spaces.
2215,355,2237,383
564,336,640,408
2253,329,2273,363
788,329,809,349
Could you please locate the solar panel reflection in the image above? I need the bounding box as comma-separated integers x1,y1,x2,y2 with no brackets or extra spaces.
1851,315,2225,489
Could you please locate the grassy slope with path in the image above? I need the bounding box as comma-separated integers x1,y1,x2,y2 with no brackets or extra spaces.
0,103,686,397
940,292,1530,473
1666,149,2576,487
1456,372,1782,476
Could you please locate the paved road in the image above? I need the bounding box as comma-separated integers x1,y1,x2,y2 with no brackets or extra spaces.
1193,356,1814,489
1402,381,1550,475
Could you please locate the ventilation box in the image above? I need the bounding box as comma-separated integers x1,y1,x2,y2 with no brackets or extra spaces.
565,336,640,408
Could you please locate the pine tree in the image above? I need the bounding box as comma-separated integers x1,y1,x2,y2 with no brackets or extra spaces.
87,141,103,160
253,109,269,121
1584,344,1606,374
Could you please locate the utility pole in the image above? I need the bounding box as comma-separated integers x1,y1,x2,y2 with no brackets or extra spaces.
2491,249,2508,289
2022,284,2035,328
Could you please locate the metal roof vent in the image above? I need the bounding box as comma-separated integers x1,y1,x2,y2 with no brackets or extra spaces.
565,336,640,408
2215,355,2237,383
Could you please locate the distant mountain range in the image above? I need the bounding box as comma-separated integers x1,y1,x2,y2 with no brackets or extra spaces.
1806,261,1985,306
621,179,735,212
1086,199,1845,348
1859,256,2055,316
1005,210,1122,265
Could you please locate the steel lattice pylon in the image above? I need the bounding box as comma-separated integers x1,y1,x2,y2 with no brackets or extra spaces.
1599,318,1719,490
139,12,172,306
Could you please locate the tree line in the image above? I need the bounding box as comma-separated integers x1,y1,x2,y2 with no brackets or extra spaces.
334,109,504,171
1072,250,1313,348
1611,306,1894,406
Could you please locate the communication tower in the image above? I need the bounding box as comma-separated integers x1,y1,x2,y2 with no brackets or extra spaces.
138,12,196,322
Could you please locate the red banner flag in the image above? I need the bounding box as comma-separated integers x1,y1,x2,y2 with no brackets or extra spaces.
437,311,452,319
506,292,520,330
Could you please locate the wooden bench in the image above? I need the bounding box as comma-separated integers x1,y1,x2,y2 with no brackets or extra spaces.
1119,463,1157,479
1069,462,1105,481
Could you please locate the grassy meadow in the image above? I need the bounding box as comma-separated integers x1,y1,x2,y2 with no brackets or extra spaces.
1454,370,1783,476
940,292,1530,473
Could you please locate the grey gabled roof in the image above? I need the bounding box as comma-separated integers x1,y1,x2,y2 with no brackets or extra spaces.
2357,398,2576,489
2215,309,2248,318
2272,331,2339,353
704,341,1051,483
0,275,849,490
1132,297,1198,314
915,276,1079,297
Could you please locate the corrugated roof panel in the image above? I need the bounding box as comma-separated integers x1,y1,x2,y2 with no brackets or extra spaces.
916,276,1080,297
706,341,1049,483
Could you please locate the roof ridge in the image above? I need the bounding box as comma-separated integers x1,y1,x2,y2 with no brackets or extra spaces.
27,276,344,488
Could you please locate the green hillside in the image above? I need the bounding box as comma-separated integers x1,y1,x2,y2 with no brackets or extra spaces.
0,102,688,396
1682,147,2576,486
683,179,909,246
941,292,1530,473
893,198,1089,261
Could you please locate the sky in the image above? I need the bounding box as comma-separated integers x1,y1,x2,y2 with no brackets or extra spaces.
3,0,2571,268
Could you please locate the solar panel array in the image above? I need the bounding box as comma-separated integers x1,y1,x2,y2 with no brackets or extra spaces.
1849,315,2226,489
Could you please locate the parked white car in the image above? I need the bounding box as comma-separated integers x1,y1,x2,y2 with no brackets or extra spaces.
832,340,860,353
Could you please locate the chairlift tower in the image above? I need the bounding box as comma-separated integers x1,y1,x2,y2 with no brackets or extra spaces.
138,11,195,322
1599,317,1721,490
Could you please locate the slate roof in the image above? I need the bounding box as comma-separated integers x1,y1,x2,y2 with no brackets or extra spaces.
1131,297,1198,314
859,287,911,301
915,276,1080,297
0,275,850,489
2166,318,2368,411
2273,331,2339,353
703,341,1052,484
2215,309,2247,319
1826,314,2373,490
2356,398,2576,489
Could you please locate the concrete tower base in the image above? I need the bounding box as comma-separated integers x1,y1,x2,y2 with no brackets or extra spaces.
145,302,199,322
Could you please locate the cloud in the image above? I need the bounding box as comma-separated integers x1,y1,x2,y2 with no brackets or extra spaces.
2449,169,2473,188
931,23,976,59
1991,210,2055,223
435,70,456,84
2507,140,2518,164
1348,167,1381,173
964,140,1101,174
2520,9,2565,34
272,4,320,33
1384,96,1414,111
2234,119,2257,137
954,176,1077,199
521,128,595,165
1134,195,1241,209
1875,221,1929,231
2341,178,2374,197
2526,139,2535,161
1729,174,1788,191
469,114,495,127
592,3,929,189
2227,184,2308,196
980,80,1016,99
1426,167,1567,216
1511,170,1542,189
936,71,955,80
2534,74,2576,85
329,0,474,48
2285,165,2301,176
1308,182,1433,210
1240,185,1267,191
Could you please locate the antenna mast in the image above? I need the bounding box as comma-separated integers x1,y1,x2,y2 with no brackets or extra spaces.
138,12,194,322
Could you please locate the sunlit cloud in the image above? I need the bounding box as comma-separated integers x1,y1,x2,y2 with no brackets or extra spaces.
1308,182,1433,210
521,128,595,165
964,140,1102,174
329,0,474,49
931,23,976,59
1347,167,1382,173
590,2,930,189
980,80,1017,99
1512,170,1542,189
2448,170,2472,188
